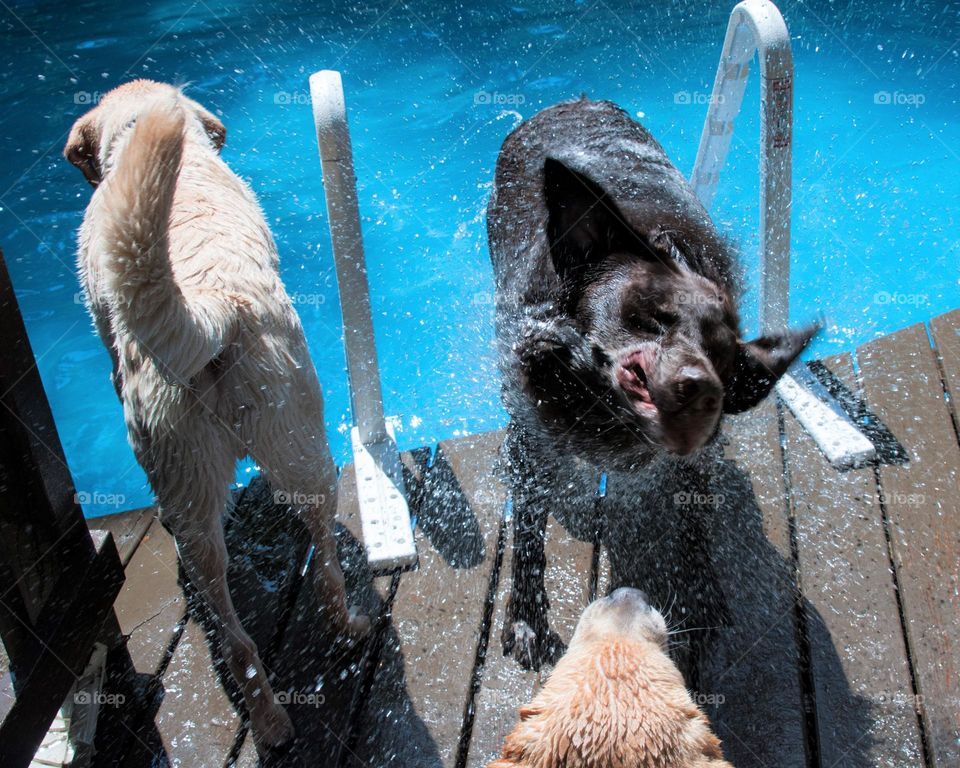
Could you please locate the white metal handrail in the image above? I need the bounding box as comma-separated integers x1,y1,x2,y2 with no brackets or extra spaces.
692,0,875,468
692,0,792,332
310,70,417,571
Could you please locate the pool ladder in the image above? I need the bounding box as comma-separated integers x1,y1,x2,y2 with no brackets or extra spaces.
310,71,418,573
308,1,873,572
692,0,875,468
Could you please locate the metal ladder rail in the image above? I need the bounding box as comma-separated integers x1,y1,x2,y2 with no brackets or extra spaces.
692,0,875,468
310,70,417,572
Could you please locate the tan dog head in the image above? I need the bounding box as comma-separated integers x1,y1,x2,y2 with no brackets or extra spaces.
489,588,732,768
64,79,226,187
569,585,669,650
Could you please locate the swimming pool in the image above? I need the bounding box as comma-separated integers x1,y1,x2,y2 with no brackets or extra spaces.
1,0,957,516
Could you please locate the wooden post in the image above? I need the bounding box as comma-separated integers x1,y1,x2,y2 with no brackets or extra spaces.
0,247,153,766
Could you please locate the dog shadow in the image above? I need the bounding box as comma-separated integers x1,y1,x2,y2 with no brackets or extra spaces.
169,475,443,768
406,445,486,570
553,447,877,768
139,436,487,767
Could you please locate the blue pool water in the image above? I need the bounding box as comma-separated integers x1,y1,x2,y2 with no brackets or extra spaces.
1,1,957,516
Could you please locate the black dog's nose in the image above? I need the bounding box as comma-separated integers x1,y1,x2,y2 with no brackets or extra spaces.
674,368,722,412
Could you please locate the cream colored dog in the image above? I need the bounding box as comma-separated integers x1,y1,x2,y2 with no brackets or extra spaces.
489,588,732,768
65,79,368,747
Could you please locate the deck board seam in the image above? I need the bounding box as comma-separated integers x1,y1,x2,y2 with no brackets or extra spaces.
117,508,157,568
455,511,508,768
854,347,937,768
153,609,189,682
777,397,821,768
340,568,403,768
927,318,960,453
869,457,933,768
587,494,606,604
222,518,316,766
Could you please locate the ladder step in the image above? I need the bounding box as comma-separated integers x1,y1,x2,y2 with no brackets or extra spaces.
776,371,877,469
351,425,418,573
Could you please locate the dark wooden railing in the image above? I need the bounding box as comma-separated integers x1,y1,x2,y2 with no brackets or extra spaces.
0,247,155,767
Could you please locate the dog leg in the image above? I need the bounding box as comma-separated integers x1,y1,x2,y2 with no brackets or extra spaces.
500,427,564,670
164,509,294,749
502,491,563,670
256,430,370,639
304,509,371,639
298,482,371,639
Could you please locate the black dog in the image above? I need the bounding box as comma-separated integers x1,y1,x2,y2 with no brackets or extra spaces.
488,98,815,668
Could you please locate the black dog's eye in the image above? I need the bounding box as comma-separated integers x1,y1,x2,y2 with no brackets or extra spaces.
626,312,661,335
651,310,679,328
628,310,677,334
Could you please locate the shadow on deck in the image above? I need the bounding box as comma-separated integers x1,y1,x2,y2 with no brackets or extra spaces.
89,310,960,768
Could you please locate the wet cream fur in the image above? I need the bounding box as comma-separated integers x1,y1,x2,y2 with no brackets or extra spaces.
488,589,733,768
65,79,368,749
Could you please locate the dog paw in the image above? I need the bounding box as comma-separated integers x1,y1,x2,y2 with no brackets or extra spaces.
251,700,295,750
502,620,566,671
344,607,372,639
502,619,536,661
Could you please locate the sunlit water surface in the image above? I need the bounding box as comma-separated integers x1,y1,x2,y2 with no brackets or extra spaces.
1,0,956,515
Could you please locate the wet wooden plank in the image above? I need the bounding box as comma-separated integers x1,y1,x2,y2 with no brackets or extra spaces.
115,475,316,764
226,472,373,766
465,499,595,768
156,619,239,766
930,309,960,431
700,398,807,767
722,399,794,558
858,322,960,767
383,431,506,767
464,517,531,768
229,454,429,766
113,519,186,675
87,507,155,566
593,405,803,764
543,493,600,646
232,733,258,768
219,478,312,657
335,446,450,768
594,538,612,602
473,400,807,768
347,580,445,768
260,458,419,768
785,355,923,766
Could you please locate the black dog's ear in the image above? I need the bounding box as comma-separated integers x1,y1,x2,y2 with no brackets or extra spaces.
544,157,657,286
723,324,819,414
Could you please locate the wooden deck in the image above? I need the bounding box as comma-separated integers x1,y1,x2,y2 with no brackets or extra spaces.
88,311,960,768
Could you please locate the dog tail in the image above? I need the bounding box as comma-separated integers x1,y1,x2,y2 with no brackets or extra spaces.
100,100,231,384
